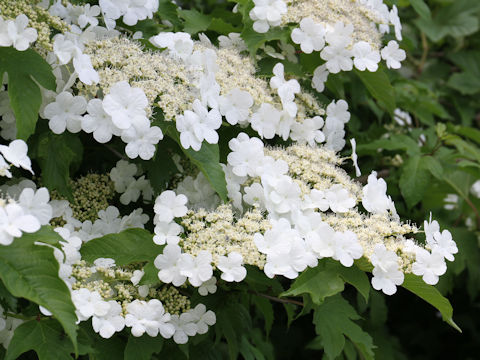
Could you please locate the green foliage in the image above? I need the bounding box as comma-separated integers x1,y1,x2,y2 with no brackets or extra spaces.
312,294,375,360
124,334,164,360
355,68,396,114
80,228,161,265
0,47,56,141
31,131,83,201
0,227,77,353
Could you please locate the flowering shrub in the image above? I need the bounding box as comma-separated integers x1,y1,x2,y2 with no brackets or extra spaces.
0,0,479,359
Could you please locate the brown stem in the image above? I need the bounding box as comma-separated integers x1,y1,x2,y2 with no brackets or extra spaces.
249,290,304,307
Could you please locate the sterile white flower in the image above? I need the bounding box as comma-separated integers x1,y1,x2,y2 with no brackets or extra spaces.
332,231,363,267
291,17,325,54
198,277,217,296
82,99,121,143
227,133,265,177
218,89,253,125
189,303,216,334
429,230,458,262
154,190,188,223
249,0,287,33
325,22,353,47
362,171,396,214
352,41,380,72
125,299,174,338
131,270,144,286
44,92,87,134
153,221,183,245
0,203,41,245
119,176,150,205
217,252,247,282
312,64,329,93
424,214,440,244
154,244,188,286
320,44,353,73
290,116,325,146
325,185,356,213
78,4,101,28
176,99,221,151
73,53,99,85
262,175,301,215
371,265,404,295
110,160,137,193
179,250,213,287
270,63,300,117
1,15,38,51
72,288,110,321
412,248,447,285
250,103,282,139
305,221,337,258
381,40,406,69
102,81,148,130
121,122,163,160
18,187,52,225
170,312,197,344
92,300,125,339
218,33,247,51
244,183,266,209
393,108,412,126
0,140,33,173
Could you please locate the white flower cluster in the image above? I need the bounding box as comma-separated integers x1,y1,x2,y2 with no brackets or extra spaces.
0,14,37,51
109,160,153,205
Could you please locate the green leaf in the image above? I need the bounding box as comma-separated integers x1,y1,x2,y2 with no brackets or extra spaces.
447,52,480,95
252,296,274,336
0,228,77,354
241,26,290,55
402,274,461,332
281,259,369,304
157,119,228,202
312,294,375,360
399,155,431,208
32,131,83,201
409,0,431,20
157,0,182,28
6,320,79,360
209,18,240,35
355,68,395,114
178,9,212,34
143,144,179,194
124,334,164,360
0,47,56,141
80,228,161,265
357,134,420,156
421,156,444,180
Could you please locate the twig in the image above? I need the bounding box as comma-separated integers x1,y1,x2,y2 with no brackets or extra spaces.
249,290,304,307
104,144,127,160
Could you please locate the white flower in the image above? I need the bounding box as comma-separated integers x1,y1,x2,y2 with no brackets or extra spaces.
0,15,37,51
312,64,329,93
217,252,247,282
250,103,282,139
244,183,266,209
78,4,101,28
471,180,480,198
110,160,137,193
381,40,406,69
254,218,293,256
154,190,188,223
218,89,253,125
176,99,221,151
249,0,287,33
332,231,363,267
198,277,217,296
82,99,121,143
227,133,265,177
73,53,99,85
0,140,33,173
443,194,458,210
291,17,325,53
150,31,193,60
154,244,188,286
119,176,150,205
320,45,353,74
0,203,41,245
371,265,404,295
350,139,361,177
18,187,52,225
218,33,247,51
93,206,122,235
270,63,300,117
72,289,110,321
131,270,144,286
393,108,412,126
424,214,440,244
429,230,458,262
302,189,329,212
290,116,325,146
176,172,220,211
44,91,87,134
325,185,356,213
305,222,337,258
198,74,220,109
412,248,447,285
125,299,174,338
326,99,350,126
390,5,402,41
189,303,216,334
362,171,396,214
352,41,380,72
121,122,163,160
170,312,197,344
52,33,81,65
92,301,125,339
102,81,148,130
122,0,158,26
262,175,301,215
325,22,353,47
153,221,183,245
179,250,213,287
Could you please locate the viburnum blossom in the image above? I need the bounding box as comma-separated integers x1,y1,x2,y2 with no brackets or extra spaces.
312,64,329,93
352,41,381,72
362,171,395,214
325,185,356,213
227,133,265,177
250,103,282,139
218,89,253,125
0,15,37,51
381,40,406,69
291,17,326,54
270,63,300,117
412,248,447,285
125,299,174,338
0,140,33,173
154,191,188,223
44,92,87,134
217,252,247,282
82,99,121,143
290,116,325,146
176,99,221,151
0,203,41,246
249,0,287,33
179,250,213,287
332,231,363,267
121,121,163,160
150,32,194,60
154,244,188,286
